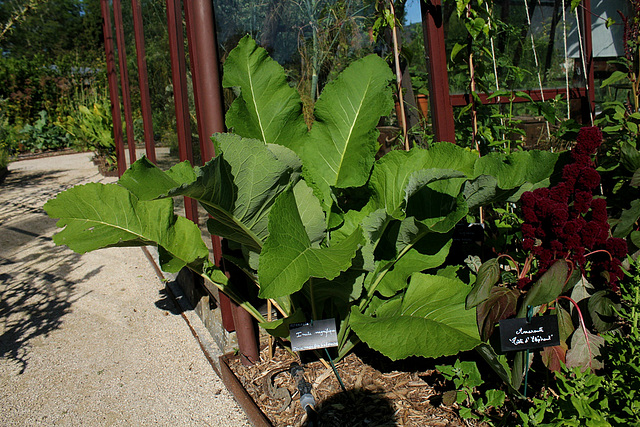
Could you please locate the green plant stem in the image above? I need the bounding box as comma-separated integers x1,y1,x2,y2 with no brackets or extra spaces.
195,270,266,324
337,334,359,361
389,0,408,148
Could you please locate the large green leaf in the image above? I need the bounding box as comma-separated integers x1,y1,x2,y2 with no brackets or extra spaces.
222,35,307,152
44,183,209,273
118,157,196,200
368,204,460,298
350,273,481,360
376,234,452,297
404,173,469,232
473,150,559,189
292,180,326,246
337,207,389,272
369,145,477,218
620,141,640,173
588,290,620,333
302,54,394,208
463,174,527,210
169,134,301,252
301,266,366,318
258,189,363,299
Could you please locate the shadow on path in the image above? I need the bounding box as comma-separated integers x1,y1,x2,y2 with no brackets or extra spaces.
0,162,103,373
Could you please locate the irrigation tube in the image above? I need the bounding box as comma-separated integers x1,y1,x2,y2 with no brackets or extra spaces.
290,363,318,426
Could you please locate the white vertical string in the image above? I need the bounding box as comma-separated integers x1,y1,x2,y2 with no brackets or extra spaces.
524,0,552,137
575,6,594,124
485,2,501,94
485,1,506,140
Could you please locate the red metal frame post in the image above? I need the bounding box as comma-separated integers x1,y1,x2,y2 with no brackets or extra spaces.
188,2,260,360
183,2,207,164
99,0,126,176
421,0,456,143
166,0,198,223
131,0,157,164
112,0,137,165
189,1,225,160
186,0,237,335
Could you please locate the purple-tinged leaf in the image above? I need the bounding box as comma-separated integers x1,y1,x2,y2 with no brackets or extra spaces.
476,286,519,341
541,342,568,373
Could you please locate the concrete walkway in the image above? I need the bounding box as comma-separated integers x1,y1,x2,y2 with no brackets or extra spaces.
0,153,250,426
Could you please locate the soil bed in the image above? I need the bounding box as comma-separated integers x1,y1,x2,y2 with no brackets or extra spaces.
228,346,480,427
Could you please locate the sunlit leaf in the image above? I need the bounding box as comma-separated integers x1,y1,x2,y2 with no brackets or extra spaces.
222,35,307,152
302,54,393,209
44,182,209,273
350,273,481,360
258,189,363,298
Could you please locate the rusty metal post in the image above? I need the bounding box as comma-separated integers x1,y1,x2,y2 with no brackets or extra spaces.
99,0,126,176
186,0,238,335
112,0,137,165
186,0,225,161
421,0,456,143
188,0,261,363
166,0,198,223
183,2,207,164
231,297,259,365
131,0,157,164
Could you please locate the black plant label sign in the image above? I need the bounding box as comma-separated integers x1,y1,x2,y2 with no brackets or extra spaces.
289,318,338,352
499,315,560,352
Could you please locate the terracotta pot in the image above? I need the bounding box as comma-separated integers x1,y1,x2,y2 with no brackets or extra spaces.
416,94,429,118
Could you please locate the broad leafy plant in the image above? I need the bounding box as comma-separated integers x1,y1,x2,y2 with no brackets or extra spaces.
57,100,117,166
45,36,561,362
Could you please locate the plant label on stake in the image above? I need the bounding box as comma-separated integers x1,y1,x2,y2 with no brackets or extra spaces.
289,319,338,352
499,316,560,352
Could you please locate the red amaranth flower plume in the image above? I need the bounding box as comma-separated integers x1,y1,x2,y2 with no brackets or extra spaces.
519,127,626,290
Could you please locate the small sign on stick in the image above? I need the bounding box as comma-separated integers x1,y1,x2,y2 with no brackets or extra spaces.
499,315,560,352
289,318,338,352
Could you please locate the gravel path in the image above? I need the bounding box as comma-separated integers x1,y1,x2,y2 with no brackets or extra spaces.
0,153,250,426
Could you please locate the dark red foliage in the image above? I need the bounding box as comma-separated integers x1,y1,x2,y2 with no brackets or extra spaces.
517,277,532,289
519,127,626,290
